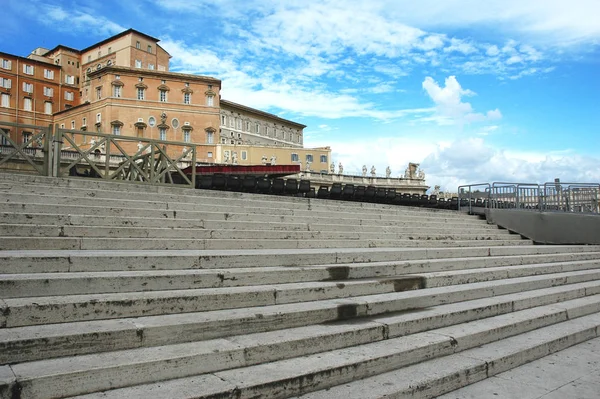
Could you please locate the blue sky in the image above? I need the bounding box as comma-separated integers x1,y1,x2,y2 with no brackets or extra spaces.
2,0,599,190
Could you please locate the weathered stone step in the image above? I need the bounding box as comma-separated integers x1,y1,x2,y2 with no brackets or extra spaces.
0,236,532,251
0,192,474,223
17,299,599,399
3,279,599,365
0,211,501,231
294,315,600,399
2,246,599,274
3,268,600,329
1,276,425,328
0,203,490,228
2,258,599,299
0,224,520,241
0,177,461,217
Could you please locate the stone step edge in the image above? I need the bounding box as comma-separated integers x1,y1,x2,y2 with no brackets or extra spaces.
0,178,461,216
2,268,599,328
0,237,534,252
2,258,600,299
10,297,600,399
293,315,600,399
2,279,599,365
1,247,598,274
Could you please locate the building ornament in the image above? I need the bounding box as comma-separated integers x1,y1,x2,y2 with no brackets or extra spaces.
362,165,367,177
370,165,376,177
386,166,391,178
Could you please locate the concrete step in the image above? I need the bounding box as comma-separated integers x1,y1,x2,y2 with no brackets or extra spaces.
3,246,599,274
3,279,599,365
0,236,533,251
3,268,600,328
0,203,491,228
14,299,598,399
0,191,475,223
0,176,461,217
0,211,502,231
294,313,600,399
2,258,599,299
0,224,521,241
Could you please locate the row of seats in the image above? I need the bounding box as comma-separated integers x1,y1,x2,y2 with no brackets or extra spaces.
195,175,459,209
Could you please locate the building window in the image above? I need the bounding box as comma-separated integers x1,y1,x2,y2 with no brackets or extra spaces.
44,101,52,115
291,153,299,162
148,64,155,70
206,95,214,107
0,77,11,89
221,115,226,125
115,74,120,80
306,154,313,163
320,155,327,163
71,120,75,129
229,118,234,128
108,47,112,53
237,133,242,139
135,60,142,68
207,151,213,158
256,123,260,134
136,41,141,49
159,90,167,102
241,151,247,160
1,59,11,70
96,113,101,123
183,130,190,143
137,87,145,100
147,45,152,53
23,64,34,75
265,127,269,136
237,119,242,130
44,69,54,79
23,97,32,111
221,138,226,144
43,87,53,97
60,124,65,129
82,117,87,127
22,132,32,144
113,85,121,98
206,131,213,144
87,55,91,62
65,91,74,101
22,82,33,93
1,93,9,108
112,125,121,135
65,75,75,85
159,127,166,141
96,87,102,100
183,92,191,104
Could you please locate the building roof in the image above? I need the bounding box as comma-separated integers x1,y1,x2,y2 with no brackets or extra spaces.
42,45,81,56
220,99,307,129
0,51,56,67
87,65,221,84
80,28,162,53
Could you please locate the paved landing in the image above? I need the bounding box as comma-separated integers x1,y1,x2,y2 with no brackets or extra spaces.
437,336,600,399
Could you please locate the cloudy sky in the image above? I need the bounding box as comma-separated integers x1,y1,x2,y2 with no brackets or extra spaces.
2,0,599,190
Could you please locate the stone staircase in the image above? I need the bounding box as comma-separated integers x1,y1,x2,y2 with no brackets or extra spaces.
1,172,600,399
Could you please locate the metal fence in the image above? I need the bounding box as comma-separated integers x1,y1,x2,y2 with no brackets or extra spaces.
458,181,600,214
0,122,198,188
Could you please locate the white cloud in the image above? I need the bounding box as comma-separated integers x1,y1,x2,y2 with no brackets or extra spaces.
32,4,125,36
422,76,501,125
421,138,600,191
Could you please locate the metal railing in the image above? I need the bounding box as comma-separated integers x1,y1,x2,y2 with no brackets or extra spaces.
0,122,199,188
55,128,197,188
458,181,600,214
0,122,52,176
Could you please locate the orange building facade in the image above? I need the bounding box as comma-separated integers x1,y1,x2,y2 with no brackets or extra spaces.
0,28,329,167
